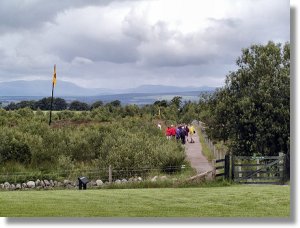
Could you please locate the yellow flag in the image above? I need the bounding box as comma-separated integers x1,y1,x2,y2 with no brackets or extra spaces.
52,64,57,86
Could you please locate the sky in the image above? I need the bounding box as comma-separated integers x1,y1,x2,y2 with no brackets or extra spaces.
0,0,290,89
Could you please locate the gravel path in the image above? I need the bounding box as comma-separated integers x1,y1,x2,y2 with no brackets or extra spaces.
185,129,214,174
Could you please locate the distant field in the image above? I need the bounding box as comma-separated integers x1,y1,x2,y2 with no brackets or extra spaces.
0,185,290,217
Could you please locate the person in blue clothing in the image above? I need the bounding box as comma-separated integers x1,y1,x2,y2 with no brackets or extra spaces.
179,125,186,145
185,125,189,143
176,126,181,141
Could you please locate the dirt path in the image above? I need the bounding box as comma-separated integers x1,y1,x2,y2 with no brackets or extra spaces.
185,129,214,174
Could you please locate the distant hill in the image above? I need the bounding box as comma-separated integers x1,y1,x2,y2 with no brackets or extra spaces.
121,84,216,94
0,80,217,96
0,80,111,96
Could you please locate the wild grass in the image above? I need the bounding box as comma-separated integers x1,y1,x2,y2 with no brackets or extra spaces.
98,178,232,189
196,127,214,161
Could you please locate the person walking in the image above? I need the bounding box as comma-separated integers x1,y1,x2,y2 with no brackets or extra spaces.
170,124,176,139
157,122,162,130
180,126,186,145
189,124,195,143
165,126,171,140
185,125,189,143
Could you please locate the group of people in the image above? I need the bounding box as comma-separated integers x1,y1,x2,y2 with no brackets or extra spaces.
160,123,196,145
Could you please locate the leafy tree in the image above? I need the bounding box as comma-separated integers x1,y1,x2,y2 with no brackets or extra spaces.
109,100,121,107
4,100,36,110
17,100,36,109
34,97,52,110
180,101,198,124
53,98,68,110
4,102,18,110
35,97,67,110
170,96,182,109
90,100,103,110
123,105,140,117
206,41,290,156
154,100,168,107
69,101,89,111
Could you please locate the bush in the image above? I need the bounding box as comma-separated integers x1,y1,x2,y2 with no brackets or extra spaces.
0,110,186,178
0,128,31,164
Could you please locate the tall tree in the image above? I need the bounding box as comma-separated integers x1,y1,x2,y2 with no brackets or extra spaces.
170,96,182,109
90,100,103,110
35,97,67,110
206,41,290,156
69,101,89,111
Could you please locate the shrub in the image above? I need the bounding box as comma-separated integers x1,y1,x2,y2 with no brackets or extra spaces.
0,128,31,164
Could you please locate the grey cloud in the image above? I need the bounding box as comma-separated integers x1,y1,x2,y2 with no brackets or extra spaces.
120,0,289,68
123,17,234,67
123,16,212,67
50,36,139,64
122,9,235,67
71,57,93,65
0,0,121,33
207,18,241,28
60,61,229,89
0,0,290,89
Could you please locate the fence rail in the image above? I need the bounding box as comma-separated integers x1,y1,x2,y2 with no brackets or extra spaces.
0,165,185,184
194,120,289,185
195,121,227,160
213,155,230,180
213,153,288,184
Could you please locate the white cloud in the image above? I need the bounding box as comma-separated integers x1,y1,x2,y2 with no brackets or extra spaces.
71,57,93,65
0,0,290,89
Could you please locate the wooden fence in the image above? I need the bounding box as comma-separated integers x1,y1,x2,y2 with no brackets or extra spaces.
214,153,288,184
194,120,226,160
213,155,229,179
231,153,287,184
0,165,184,184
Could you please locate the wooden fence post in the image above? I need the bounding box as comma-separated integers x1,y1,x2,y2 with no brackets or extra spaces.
213,146,216,159
278,152,285,184
256,159,260,178
284,154,288,182
231,155,235,181
109,165,112,184
212,159,216,178
236,158,242,178
224,155,230,180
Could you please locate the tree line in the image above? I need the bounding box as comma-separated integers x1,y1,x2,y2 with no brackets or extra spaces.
3,98,120,111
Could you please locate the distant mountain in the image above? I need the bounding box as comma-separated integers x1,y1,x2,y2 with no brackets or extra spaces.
0,80,112,96
120,84,216,94
0,80,217,96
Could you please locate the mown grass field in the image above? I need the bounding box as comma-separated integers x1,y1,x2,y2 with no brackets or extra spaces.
0,185,290,217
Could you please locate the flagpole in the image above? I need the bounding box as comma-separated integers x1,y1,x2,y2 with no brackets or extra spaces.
49,82,54,125
49,64,56,126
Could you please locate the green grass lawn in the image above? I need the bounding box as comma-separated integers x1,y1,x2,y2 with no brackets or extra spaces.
0,185,290,217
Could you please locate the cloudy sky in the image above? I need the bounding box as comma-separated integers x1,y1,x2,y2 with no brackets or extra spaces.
0,0,290,89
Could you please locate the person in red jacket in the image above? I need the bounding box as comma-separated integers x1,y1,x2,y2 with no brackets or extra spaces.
165,126,172,140
170,125,176,139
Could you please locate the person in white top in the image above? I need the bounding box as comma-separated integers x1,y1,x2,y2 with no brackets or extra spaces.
157,123,162,130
